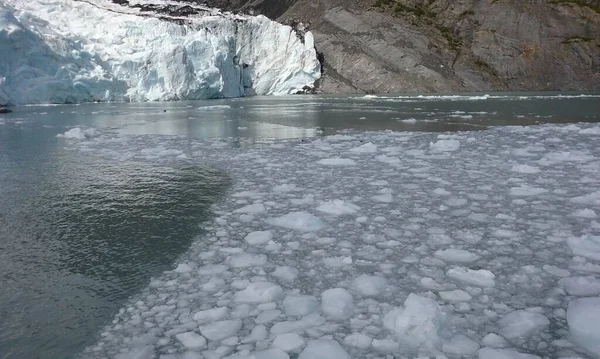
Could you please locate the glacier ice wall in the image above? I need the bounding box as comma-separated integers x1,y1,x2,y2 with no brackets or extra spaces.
0,0,321,105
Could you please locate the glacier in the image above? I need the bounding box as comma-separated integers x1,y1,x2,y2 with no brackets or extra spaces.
0,0,321,105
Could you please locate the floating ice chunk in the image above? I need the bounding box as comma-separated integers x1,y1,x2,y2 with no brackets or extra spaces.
421,277,444,291
316,200,360,215
57,127,97,139
478,348,541,359
255,310,281,324
446,267,496,287
283,295,319,317
174,263,193,273
245,231,274,245
227,349,290,359
193,307,229,324
272,266,299,283
241,325,268,344
199,320,242,341
434,249,480,263
430,139,460,152
371,339,400,354
383,293,443,351
343,333,372,349
115,347,154,359
266,212,326,231
227,253,268,268
571,209,597,218
558,276,600,296
372,193,393,203
323,256,353,268
321,288,354,321
298,339,351,359
509,185,548,196
571,191,600,206
272,333,306,352
176,332,207,350
317,158,356,166
270,314,325,335
439,289,472,302
544,151,594,163
198,264,229,276
352,275,388,296
234,282,283,303
273,184,297,193
567,297,600,355
481,333,508,348
348,142,378,153
180,352,203,359
567,235,600,261
235,203,266,214
442,335,479,355
542,265,570,277
511,164,541,174
497,310,550,339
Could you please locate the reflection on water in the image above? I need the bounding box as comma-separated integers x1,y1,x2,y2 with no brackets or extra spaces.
0,124,229,359
8,92,598,140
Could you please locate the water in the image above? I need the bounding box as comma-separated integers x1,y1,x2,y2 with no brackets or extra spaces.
0,92,598,359
0,124,229,359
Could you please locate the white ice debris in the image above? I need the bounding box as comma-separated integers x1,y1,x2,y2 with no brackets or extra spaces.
430,139,460,152
509,185,548,196
567,235,600,261
567,297,600,355
348,142,378,153
442,335,480,355
194,307,229,324
343,333,372,349
446,267,496,287
497,310,550,339
316,200,360,216
383,294,443,351
199,320,242,341
56,127,98,139
175,332,207,350
282,295,319,317
73,121,600,359
234,282,283,303
0,0,320,105
481,333,508,348
511,164,541,174
272,333,305,352
321,288,354,321
265,212,326,231
558,276,600,296
478,348,541,359
245,231,274,245
439,289,472,302
317,158,356,166
434,249,480,263
227,253,268,268
298,339,351,359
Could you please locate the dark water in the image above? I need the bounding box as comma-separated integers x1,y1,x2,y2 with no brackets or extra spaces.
0,124,229,359
0,92,598,358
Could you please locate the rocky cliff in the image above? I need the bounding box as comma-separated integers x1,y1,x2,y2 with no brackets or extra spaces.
202,0,600,93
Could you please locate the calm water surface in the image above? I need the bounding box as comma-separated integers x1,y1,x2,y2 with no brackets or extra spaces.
0,92,598,358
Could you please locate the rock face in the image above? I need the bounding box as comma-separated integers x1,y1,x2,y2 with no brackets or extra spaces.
199,0,600,93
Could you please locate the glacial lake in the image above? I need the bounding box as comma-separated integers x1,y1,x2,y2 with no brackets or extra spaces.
0,92,599,359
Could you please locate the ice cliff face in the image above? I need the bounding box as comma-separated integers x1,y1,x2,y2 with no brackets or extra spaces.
0,0,321,105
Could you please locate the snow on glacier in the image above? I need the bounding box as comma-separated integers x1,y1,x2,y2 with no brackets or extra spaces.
57,121,600,359
0,0,320,105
